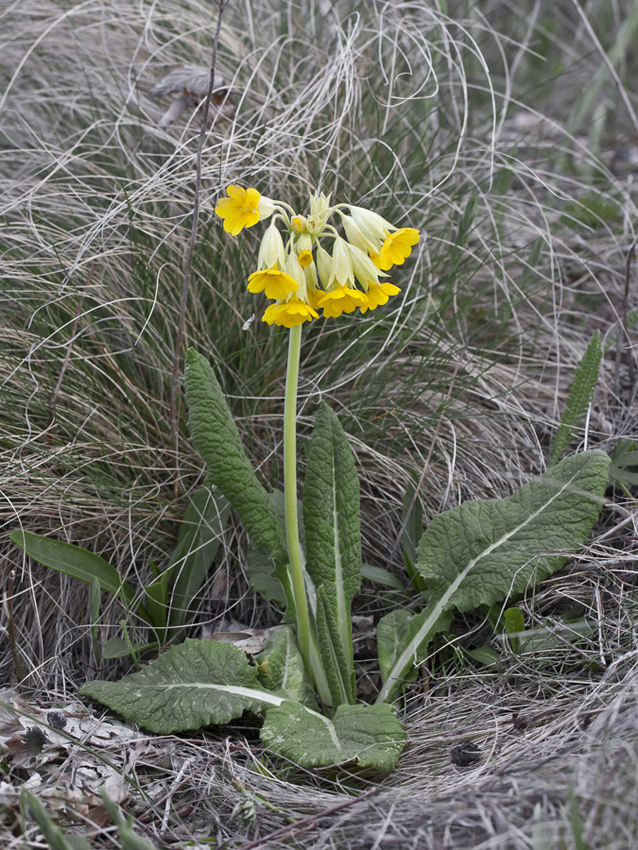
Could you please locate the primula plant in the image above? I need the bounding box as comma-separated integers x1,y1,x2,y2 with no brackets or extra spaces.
27,185,610,773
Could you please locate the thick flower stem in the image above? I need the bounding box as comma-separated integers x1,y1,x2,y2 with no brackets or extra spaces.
284,325,312,675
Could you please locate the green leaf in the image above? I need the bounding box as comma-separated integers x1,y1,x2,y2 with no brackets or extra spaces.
303,403,361,697
145,572,170,630
549,331,602,466
377,451,609,702
377,606,452,685
22,791,92,850
260,701,406,772
184,349,286,564
168,486,231,629
315,585,355,706
503,607,525,652
401,476,423,569
102,637,159,660
100,791,162,850
245,491,297,608
609,439,638,487
255,626,317,708
10,530,149,619
361,563,407,592
246,546,288,605
466,645,500,665
80,638,285,732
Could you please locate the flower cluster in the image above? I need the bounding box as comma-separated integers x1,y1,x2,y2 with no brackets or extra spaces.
214,186,420,328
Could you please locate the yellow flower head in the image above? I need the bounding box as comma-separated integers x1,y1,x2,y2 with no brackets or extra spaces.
360,281,401,314
215,185,274,236
372,228,420,271
248,266,299,300
263,298,319,328
318,285,368,319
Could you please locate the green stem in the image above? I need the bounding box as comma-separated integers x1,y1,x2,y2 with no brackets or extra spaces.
284,325,312,675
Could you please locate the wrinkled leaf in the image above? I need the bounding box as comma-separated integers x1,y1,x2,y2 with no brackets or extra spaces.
377,451,609,702
80,639,284,733
168,486,231,629
184,349,286,564
260,700,406,772
255,626,317,708
315,585,355,706
303,403,361,699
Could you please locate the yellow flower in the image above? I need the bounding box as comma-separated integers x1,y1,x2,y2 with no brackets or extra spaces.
317,285,368,318
372,228,420,271
248,266,298,299
215,186,269,236
262,298,319,327
298,250,314,268
360,281,401,314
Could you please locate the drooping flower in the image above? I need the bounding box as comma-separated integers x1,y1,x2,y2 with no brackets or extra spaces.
298,250,314,268
318,285,368,318
263,298,319,327
248,266,298,299
360,281,401,314
372,228,420,271
215,185,274,236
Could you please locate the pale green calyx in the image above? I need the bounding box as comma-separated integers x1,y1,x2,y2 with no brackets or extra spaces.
258,222,286,270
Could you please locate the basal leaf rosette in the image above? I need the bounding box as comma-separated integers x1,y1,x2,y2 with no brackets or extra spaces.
214,185,420,326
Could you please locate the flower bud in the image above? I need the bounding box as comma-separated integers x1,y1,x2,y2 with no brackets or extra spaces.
258,223,285,270
347,243,385,289
315,243,333,289
348,205,394,246
330,237,354,288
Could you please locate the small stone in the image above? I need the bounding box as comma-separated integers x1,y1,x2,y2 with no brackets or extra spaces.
451,740,481,767
47,710,67,730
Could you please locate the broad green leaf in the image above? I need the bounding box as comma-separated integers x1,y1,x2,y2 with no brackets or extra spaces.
184,349,286,564
255,626,317,708
80,638,285,732
377,607,452,685
303,403,361,695
168,486,231,629
377,451,609,702
10,531,149,619
361,563,407,592
260,701,406,772
548,331,602,466
315,585,355,706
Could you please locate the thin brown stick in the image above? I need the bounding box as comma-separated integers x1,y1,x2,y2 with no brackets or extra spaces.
234,787,378,850
169,0,230,499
